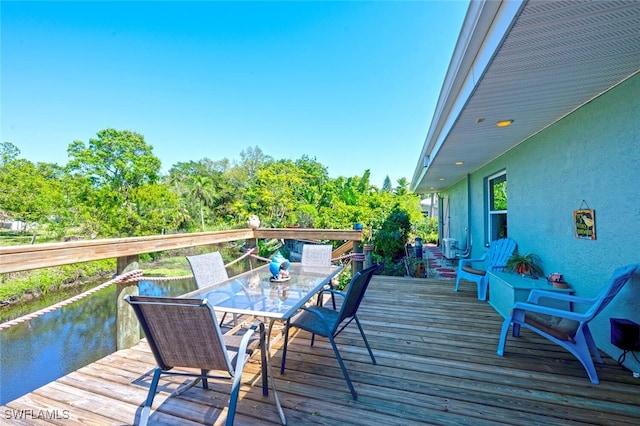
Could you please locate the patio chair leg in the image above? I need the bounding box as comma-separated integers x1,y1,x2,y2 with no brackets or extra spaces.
583,326,603,363
354,316,376,364
478,276,489,300
512,323,521,337
328,336,358,400
139,368,162,426
227,376,241,426
497,317,512,356
201,369,209,389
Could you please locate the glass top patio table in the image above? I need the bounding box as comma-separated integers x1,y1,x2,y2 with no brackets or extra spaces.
182,263,342,320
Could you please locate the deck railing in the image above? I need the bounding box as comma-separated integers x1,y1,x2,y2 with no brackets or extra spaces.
1,228,365,349
0,228,364,274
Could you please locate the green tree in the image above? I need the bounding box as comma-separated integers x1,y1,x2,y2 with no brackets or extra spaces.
128,183,183,235
190,175,215,231
245,159,301,227
238,146,272,182
0,159,64,242
395,177,410,195
66,129,169,237
67,128,161,191
382,176,392,192
0,142,21,166
168,158,237,231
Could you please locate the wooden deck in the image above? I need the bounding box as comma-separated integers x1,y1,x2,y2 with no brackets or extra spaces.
3,276,639,425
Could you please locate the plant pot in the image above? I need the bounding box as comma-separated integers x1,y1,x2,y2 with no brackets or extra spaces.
552,281,569,289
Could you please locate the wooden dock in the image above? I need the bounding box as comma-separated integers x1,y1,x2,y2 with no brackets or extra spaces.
3,276,639,425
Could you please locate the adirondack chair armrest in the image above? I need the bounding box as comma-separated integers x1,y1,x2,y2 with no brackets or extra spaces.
511,301,587,322
527,289,596,305
459,253,488,267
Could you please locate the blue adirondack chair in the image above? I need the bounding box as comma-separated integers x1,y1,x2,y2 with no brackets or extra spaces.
455,238,517,300
497,264,638,384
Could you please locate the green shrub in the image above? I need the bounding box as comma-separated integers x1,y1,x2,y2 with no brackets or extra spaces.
373,207,411,260
335,268,352,291
0,259,115,301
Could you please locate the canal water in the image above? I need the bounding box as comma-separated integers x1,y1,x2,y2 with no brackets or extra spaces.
0,277,196,405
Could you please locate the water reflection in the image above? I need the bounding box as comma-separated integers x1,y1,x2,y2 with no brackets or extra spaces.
0,278,196,405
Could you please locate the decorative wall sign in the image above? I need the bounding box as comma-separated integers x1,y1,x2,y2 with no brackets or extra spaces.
574,208,596,240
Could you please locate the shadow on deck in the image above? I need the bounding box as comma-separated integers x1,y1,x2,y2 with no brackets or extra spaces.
2,276,639,425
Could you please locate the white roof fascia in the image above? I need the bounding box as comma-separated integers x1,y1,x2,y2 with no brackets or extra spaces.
411,0,525,192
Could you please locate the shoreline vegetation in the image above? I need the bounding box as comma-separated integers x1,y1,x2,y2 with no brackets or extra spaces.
1,261,115,305
0,252,194,322
1,137,436,316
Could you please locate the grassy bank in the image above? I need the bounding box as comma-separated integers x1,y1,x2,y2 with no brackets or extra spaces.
0,260,117,303
0,252,194,306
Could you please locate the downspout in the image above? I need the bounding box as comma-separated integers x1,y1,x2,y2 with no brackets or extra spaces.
457,174,473,258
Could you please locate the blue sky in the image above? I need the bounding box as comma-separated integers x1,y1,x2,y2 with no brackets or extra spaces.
1,1,468,187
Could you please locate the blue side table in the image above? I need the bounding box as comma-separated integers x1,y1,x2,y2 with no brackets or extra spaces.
488,271,574,318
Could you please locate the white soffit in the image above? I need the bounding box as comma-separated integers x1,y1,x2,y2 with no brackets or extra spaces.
412,0,640,193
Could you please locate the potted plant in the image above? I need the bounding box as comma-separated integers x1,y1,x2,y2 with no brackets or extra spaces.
505,252,544,278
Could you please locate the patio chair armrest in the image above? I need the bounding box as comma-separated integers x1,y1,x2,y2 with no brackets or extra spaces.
527,290,596,305
512,301,587,321
320,288,346,299
239,321,262,354
228,321,265,417
233,321,264,372
300,306,333,334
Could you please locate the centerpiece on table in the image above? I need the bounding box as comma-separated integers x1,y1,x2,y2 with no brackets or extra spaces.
269,251,291,282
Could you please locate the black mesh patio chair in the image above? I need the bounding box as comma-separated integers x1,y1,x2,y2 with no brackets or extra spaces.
279,263,381,399
125,295,286,426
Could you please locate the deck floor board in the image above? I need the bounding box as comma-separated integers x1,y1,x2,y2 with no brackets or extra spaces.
3,276,639,425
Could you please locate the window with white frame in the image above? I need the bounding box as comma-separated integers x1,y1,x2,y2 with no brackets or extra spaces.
487,171,507,242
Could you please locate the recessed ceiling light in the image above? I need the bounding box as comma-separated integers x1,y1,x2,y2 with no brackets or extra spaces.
455,161,464,165
496,119,514,128
439,178,445,181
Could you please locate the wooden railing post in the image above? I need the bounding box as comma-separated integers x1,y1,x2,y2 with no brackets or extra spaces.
116,256,140,350
363,243,374,269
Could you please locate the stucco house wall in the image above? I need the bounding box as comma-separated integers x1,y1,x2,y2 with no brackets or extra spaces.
439,178,468,248
440,73,640,373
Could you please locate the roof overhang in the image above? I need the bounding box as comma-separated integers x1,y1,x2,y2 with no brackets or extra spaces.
411,0,640,194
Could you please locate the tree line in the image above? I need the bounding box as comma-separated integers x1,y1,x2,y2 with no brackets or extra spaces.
1,129,431,247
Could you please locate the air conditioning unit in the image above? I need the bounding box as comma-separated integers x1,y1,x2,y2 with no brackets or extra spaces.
442,238,457,259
